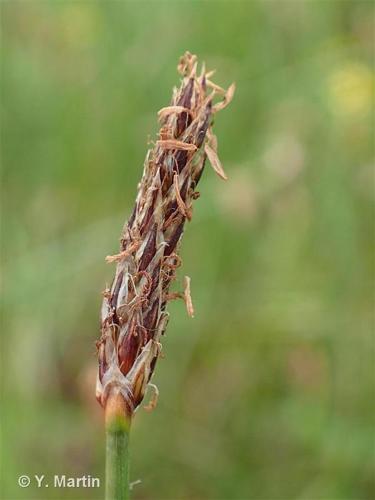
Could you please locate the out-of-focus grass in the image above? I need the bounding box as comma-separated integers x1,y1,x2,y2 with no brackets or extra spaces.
1,2,374,499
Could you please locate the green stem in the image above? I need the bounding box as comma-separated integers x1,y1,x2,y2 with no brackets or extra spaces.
105,394,132,500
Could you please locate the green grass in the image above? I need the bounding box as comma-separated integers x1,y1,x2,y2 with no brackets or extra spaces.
1,1,374,499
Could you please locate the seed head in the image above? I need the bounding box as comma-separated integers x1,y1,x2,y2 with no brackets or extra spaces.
96,52,234,415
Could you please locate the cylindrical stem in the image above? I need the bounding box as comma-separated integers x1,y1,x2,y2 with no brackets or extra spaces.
105,392,132,500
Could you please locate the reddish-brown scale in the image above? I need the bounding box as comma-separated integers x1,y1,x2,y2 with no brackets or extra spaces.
164,221,185,257
174,149,188,173
179,176,190,201
175,78,194,137
138,224,157,271
148,262,162,298
139,190,158,235
110,270,124,312
143,300,160,337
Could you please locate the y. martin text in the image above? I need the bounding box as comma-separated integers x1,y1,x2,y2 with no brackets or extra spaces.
54,475,100,488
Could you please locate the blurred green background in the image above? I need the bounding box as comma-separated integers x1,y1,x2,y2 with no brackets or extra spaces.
1,1,374,499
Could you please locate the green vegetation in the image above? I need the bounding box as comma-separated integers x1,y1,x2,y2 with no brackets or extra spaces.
1,1,374,499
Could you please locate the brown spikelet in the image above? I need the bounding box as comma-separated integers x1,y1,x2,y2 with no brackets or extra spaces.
96,51,234,413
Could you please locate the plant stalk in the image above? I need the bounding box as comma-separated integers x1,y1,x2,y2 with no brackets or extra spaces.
105,392,132,500
97,52,234,499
